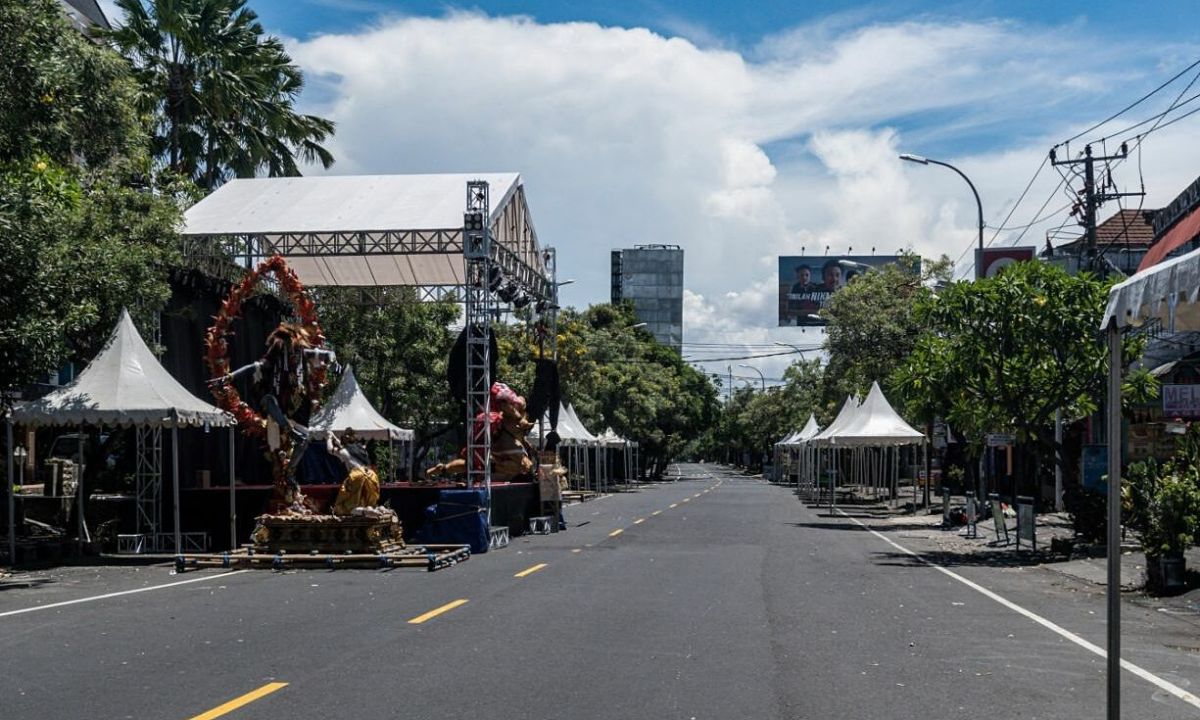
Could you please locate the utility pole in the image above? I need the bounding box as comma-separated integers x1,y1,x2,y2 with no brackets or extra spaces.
1052,142,1144,720
1050,143,1143,277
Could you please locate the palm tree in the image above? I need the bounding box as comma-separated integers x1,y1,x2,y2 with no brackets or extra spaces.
104,0,334,190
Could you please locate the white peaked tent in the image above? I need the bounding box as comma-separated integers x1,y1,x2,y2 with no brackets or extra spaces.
1099,245,1200,717
310,366,413,441
528,404,590,491
565,404,598,442
309,366,414,482
829,382,924,446
599,427,625,447
811,396,861,447
7,310,235,560
13,310,233,428
566,404,610,492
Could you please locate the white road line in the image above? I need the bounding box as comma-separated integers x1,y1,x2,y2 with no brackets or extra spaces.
839,511,1200,711
0,570,250,619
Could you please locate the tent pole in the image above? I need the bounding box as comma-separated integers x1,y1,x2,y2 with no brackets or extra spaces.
172,412,181,556
1105,319,1122,720
229,426,236,551
7,420,14,567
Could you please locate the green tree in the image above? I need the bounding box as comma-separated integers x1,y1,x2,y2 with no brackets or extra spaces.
820,253,951,406
497,302,719,477
891,261,1153,494
0,0,184,410
314,289,460,470
106,0,335,189
704,357,824,469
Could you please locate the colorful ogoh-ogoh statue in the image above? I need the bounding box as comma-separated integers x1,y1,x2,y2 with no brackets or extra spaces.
209,323,336,509
205,256,334,512
326,431,382,516
426,382,536,482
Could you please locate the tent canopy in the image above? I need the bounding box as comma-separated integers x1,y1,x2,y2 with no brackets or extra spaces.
529,403,575,443
824,382,924,446
565,404,599,443
309,366,413,441
780,415,820,446
599,427,626,447
11,310,232,428
811,396,860,447
180,173,547,291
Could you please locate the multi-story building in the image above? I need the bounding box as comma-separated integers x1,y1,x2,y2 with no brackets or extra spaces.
611,244,684,352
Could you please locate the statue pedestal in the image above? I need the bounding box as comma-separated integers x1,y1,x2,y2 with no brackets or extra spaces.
251,513,403,554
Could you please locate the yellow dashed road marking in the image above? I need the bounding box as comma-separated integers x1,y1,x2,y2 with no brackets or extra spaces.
408,599,469,624
514,563,548,578
189,682,288,720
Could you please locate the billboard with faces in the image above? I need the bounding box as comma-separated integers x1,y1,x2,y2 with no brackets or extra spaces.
777,255,901,326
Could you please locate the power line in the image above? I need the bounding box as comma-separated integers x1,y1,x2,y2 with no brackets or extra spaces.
683,350,804,362
1056,56,1200,147
959,57,1200,277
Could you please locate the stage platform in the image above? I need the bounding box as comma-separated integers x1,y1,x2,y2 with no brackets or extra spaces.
179,481,539,552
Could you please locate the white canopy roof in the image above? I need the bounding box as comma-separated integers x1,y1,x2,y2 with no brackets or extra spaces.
309,366,413,441
184,173,521,235
11,310,233,428
780,415,821,446
181,173,534,289
566,404,599,443
599,427,627,447
529,403,577,444
1102,245,1200,331
810,396,861,447
824,382,925,446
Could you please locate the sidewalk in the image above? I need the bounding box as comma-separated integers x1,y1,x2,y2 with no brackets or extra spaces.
859,498,1200,598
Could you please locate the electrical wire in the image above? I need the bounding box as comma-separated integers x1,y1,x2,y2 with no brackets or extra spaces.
957,58,1200,276
1056,56,1200,147
682,350,804,362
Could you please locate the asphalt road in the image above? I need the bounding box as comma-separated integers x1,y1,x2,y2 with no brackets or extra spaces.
3,463,1200,719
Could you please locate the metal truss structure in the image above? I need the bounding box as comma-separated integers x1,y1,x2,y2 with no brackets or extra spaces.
180,176,558,522
463,181,496,512
135,426,162,537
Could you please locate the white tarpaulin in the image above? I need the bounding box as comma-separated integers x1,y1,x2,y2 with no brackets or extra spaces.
309,366,412,441
1103,245,1200,332
11,309,232,428
824,382,925,447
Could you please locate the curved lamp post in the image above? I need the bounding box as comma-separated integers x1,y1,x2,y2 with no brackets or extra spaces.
899,153,984,278
738,364,766,392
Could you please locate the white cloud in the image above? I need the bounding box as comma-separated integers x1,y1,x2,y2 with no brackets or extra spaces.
282,11,1200,388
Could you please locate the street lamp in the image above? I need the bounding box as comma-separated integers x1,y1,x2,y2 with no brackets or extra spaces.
899,153,984,278
738,364,766,391
630,322,647,329
773,342,807,359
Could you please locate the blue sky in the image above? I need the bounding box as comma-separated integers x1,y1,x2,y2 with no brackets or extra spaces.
252,0,1197,49
99,0,1200,380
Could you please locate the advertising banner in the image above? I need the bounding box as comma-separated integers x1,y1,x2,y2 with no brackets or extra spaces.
778,255,901,326
976,246,1035,278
